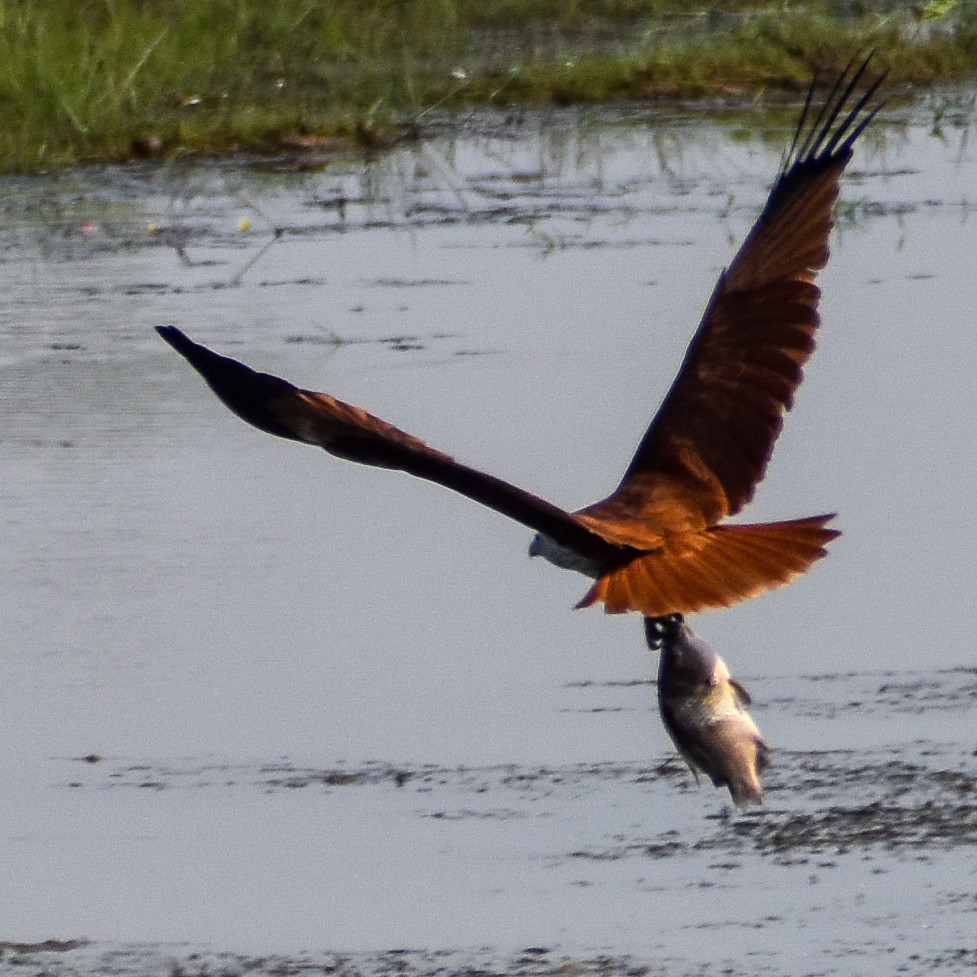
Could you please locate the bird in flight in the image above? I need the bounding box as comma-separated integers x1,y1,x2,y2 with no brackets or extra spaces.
646,614,770,807
157,58,883,620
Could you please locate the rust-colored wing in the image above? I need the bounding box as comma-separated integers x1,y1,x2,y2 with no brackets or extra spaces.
588,57,884,531
156,325,616,562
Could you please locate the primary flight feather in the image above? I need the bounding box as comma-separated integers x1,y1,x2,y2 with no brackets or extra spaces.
158,58,884,619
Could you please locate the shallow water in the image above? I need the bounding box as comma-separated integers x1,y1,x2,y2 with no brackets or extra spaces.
1,97,976,975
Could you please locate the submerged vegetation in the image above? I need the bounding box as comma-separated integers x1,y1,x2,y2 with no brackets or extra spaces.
2,0,977,171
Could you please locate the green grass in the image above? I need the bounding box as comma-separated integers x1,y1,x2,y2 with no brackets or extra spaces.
2,0,977,172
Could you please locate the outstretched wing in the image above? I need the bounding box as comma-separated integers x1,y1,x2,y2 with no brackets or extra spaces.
585,57,884,533
156,325,616,562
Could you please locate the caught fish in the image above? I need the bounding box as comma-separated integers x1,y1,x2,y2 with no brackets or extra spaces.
646,614,770,807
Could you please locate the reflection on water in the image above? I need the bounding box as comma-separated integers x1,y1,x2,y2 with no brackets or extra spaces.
1,98,976,974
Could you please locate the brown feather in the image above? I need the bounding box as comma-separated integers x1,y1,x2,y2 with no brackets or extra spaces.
155,325,619,562
609,59,885,525
577,515,840,616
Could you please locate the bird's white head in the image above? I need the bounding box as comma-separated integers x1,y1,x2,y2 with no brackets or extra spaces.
528,532,601,578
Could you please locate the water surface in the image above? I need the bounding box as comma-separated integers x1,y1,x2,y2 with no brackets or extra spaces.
1,98,976,975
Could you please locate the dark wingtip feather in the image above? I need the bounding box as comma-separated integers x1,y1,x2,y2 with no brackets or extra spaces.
789,53,886,171
156,325,302,441
156,324,195,356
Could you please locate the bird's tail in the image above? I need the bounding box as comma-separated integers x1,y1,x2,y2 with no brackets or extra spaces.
577,514,839,617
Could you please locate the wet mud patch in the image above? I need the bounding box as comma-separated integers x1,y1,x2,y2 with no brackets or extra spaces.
65,755,676,797
571,668,977,720
713,793,977,858
282,330,460,353
561,746,977,863
367,277,468,288
763,667,977,721
0,945,689,977
0,940,89,958
63,737,977,858
11,941,977,977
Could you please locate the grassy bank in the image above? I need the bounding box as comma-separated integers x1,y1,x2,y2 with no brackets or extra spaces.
2,0,977,172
